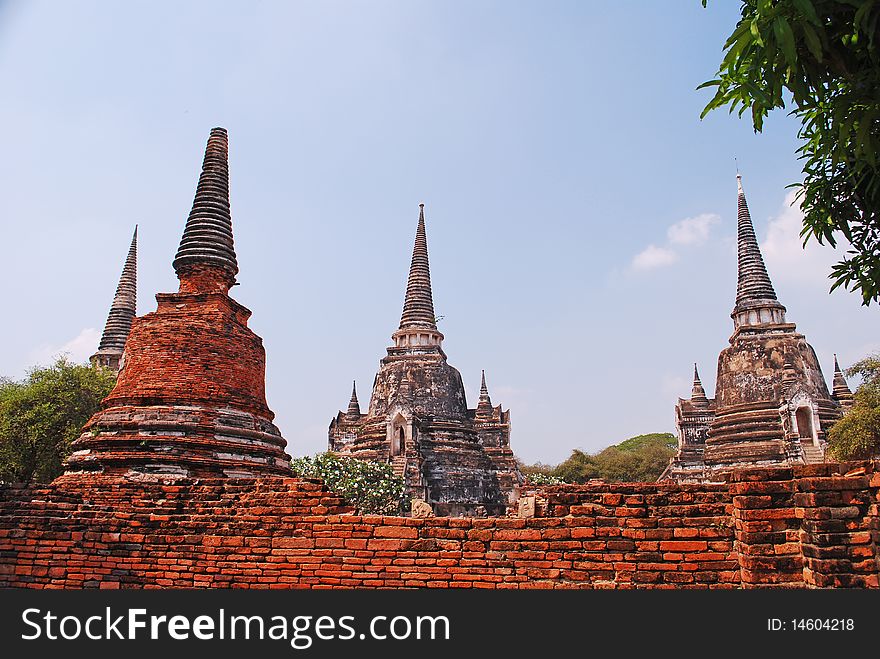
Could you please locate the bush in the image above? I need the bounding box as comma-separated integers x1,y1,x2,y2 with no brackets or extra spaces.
551,449,599,483
524,472,566,486
549,433,677,484
290,452,407,515
0,358,116,484
828,354,880,460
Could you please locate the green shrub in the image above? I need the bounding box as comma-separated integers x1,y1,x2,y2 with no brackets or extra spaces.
0,358,116,484
524,472,567,486
290,452,407,515
828,354,880,460
547,432,678,484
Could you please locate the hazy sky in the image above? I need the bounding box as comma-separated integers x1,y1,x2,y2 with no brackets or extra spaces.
0,1,876,464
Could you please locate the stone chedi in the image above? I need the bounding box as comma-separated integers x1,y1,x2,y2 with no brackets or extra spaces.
665,175,852,482
67,128,291,478
831,354,854,412
664,364,718,481
328,205,521,515
90,227,138,372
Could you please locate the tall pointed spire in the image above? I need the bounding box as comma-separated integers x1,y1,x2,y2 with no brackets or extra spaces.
173,127,238,289
399,204,437,330
732,174,786,329
691,363,709,407
91,226,138,371
346,380,361,419
832,354,854,408
476,369,494,417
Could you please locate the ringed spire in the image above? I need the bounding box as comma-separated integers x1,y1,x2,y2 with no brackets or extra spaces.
173,127,239,285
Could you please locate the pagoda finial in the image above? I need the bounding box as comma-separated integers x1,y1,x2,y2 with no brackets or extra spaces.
832,354,854,407
691,362,709,407
173,127,238,292
91,226,138,371
399,203,437,330
476,369,494,417
732,173,787,328
345,380,361,419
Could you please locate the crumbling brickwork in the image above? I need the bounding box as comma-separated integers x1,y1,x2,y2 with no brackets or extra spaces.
68,128,291,478
729,463,879,588
1,462,876,589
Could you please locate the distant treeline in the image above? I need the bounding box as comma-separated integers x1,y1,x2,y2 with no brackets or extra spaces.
520,433,677,484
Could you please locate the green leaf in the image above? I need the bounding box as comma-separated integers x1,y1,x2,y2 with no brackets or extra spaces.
750,18,764,46
792,0,821,26
801,23,823,61
773,17,798,67
853,0,876,31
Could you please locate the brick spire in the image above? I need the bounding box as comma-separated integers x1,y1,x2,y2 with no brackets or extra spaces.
691,363,709,407
90,226,138,372
67,127,291,479
173,127,238,290
476,369,494,417
346,380,361,419
832,354,854,407
732,174,787,328
399,204,437,330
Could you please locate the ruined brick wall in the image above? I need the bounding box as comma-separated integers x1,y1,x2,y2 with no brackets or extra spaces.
0,463,877,589
729,463,879,588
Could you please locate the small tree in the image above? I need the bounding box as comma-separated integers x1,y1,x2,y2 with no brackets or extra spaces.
552,449,600,484
290,452,407,515
0,358,116,484
548,433,677,483
828,354,880,459
700,1,880,304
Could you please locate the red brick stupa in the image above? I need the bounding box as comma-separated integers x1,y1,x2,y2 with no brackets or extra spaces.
66,128,292,478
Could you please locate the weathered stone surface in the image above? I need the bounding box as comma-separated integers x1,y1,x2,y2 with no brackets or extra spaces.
518,496,536,518
411,499,434,518
665,175,849,482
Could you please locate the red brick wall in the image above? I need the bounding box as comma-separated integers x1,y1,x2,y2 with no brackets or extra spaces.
0,463,876,589
729,463,880,588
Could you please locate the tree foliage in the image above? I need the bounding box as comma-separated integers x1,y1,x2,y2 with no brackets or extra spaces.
522,433,677,484
701,0,880,304
0,358,116,484
827,353,880,458
290,452,407,515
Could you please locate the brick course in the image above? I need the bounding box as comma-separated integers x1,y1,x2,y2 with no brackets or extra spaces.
1,461,876,588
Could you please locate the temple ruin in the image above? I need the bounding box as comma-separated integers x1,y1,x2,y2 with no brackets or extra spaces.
664,175,854,483
328,205,521,515
68,128,292,478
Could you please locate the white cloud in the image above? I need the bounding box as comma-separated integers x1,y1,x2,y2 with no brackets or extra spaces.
632,244,678,271
667,213,720,246
630,213,719,272
28,327,99,368
760,190,841,287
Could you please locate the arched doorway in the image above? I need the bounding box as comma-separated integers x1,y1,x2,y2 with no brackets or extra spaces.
795,407,815,443
392,427,404,456
390,414,407,456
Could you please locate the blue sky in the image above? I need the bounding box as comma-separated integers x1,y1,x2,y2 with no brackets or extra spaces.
0,1,876,464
